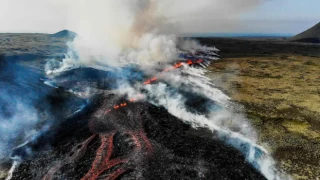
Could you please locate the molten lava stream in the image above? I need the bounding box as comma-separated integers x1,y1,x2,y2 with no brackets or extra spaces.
81,133,126,180
105,59,204,115
82,115,153,180
143,59,200,85
82,60,204,179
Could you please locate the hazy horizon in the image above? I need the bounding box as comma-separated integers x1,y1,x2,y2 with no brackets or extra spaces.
0,0,319,35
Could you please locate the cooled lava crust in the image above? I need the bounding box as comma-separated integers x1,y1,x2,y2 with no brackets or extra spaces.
11,93,266,180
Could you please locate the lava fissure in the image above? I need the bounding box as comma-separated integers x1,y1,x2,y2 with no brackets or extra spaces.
104,58,209,115
81,111,154,180
80,132,129,180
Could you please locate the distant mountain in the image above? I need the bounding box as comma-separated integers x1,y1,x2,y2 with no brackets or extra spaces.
290,22,320,43
51,30,77,39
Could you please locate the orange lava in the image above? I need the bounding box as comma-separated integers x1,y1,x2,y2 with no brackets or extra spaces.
81,131,152,179
106,59,203,115
81,133,128,180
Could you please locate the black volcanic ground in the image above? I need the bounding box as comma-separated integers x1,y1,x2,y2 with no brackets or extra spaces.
0,32,267,180
11,99,266,179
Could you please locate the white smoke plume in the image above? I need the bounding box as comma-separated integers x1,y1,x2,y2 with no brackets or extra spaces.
0,91,39,160
46,0,265,72
178,39,219,53
64,0,177,68
140,69,287,180
42,0,290,179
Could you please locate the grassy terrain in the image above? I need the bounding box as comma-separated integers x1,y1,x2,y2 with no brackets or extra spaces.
203,38,320,179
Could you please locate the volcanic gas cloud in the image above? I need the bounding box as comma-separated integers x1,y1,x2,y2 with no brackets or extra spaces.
5,0,290,180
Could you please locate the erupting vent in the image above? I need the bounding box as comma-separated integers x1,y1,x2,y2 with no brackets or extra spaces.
104,49,219,115
8,46,272,180
40,48,221,179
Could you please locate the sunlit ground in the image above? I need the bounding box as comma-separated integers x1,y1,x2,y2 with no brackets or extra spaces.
208,54,320,179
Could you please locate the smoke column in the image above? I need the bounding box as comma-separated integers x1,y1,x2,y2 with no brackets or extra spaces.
45,0,267,70
16,0,287,179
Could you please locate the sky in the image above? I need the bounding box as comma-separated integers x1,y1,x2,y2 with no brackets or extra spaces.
239,0,320,35
0,0,319,35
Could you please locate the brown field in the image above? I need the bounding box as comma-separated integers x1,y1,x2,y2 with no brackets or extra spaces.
203,37,320,179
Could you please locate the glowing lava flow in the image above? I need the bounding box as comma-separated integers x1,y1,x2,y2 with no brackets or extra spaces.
39,51,219,179
104,94,145,115
81,116,153,180
143,59,203,85
105,59,205,115
80,132,129,180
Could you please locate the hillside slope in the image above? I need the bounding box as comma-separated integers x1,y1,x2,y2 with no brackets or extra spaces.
290,22,320,43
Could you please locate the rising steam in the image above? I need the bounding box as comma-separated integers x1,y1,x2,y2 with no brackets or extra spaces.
43,1,289,180
0,0,290,179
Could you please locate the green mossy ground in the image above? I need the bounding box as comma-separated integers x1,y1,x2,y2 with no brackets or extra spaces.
206,49,320,179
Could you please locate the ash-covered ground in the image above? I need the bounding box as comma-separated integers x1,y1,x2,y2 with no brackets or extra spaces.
9,97,266,180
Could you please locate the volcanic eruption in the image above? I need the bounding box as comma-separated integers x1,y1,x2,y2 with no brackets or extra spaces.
2,0,289,180
6,42,283,180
